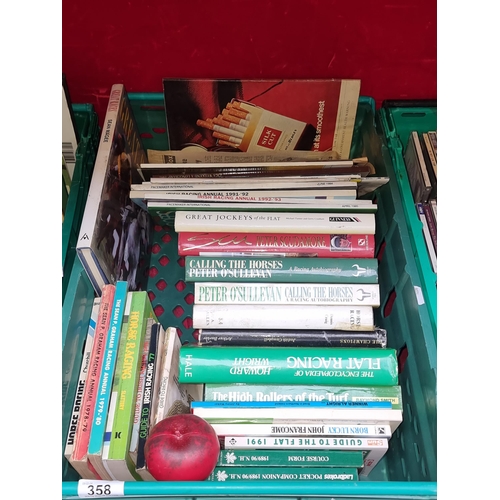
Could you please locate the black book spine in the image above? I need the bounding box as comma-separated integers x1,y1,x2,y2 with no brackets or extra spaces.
195,328,387,348
135,323,160,473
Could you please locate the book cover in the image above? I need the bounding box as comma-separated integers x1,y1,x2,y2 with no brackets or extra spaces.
222,436,389,476
195,328,387,348
209,422,392,439
64,297,101,461
194,282,380,307
174,211,376,235
178,232,375,258
179,345,398,386
204,384,403,410
162,78,361,159
69,285,115,479
105,291,157,481
216,448,364,468
185,257,378,284
135,322,164,481
76,83,152,295
192,304,375,331
150,327,203,427
88,282,129,479
207,466,358,482
128,317,155,466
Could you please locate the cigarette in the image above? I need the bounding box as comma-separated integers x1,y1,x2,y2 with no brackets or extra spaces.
213,116,247,134
196,119,244,139
213,131,242,145
225,103,252,120
222,109,250,127
217,139,240,148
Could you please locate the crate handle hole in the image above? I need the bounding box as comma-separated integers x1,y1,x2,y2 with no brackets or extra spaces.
383,287,396,317
398,343,409,374
401,112,426,118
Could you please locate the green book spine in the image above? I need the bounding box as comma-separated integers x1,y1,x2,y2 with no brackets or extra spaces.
204,384,403,410
208,466,358,481
180,346,398,386
107,291,156,480
185,257,378,283
216,449,364,468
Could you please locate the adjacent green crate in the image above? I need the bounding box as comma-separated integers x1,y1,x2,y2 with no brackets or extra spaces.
62,103,99,301
378,103,437,339
61,95,437,499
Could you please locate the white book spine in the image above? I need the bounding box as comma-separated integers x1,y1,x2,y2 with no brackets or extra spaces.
144,160,354,170
192,304,375,331
210,422,392,438
194,283,380,307
174,211,376,235
416,203,437,273
222,436,388,477
412,131,432,189
194,408,402,433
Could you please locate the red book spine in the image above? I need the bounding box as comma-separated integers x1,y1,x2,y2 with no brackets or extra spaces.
177,232,375,258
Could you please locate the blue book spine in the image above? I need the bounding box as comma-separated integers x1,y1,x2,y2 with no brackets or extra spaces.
88,281,129,455
190,400,392,409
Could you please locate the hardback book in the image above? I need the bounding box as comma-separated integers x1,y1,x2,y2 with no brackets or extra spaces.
207,466,358,482
135,322,164,481
185,257,378,284
64,297,101,462
209,422,392,439
87,282,129,480
162,78,361,158
128,317,155,466
416,203,437,273
216,448,365,468
179,345,398,386
194,282,380,307
203,384,403,410
150,327,203,428
404,131,432,204
195,328,387,348
192,304,375,331
174,211,376,235
222,436,389,477
69,284,115,479
104,291,157,481
76,83,151,295
178,232,376,258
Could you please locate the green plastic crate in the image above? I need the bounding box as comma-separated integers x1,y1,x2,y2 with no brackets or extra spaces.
62,103,99,301
61,95,437,499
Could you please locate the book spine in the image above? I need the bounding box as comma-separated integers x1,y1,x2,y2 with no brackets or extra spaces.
416,203,437,273
194,282,380,307
179,345,398,386
107,292,156,481
87,282,129,478
207,466,358,482
178,232,376,258
128,318,154,464
428,131,437,158
216,448,364,467
185,257,378,283
422,133,437,177
204,384,403,410
174,211,376,235
135,323,161,481
423,202,437,253
193,304,375,331
412,131,432,195
69,285,115,479
210,422,392,438
196,328,387,348
418,134,437,199
64,298,100,460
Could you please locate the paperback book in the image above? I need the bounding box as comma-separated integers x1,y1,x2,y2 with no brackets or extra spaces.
179,345,399,386
162,78,361,158
178,232,376,258
185,256,378,283
76,83,151,295
194,282,380,306
174,211,376,235
192,304,375,331
195,328,387,348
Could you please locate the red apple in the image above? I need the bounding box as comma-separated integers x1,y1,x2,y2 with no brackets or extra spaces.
144,413,220,481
